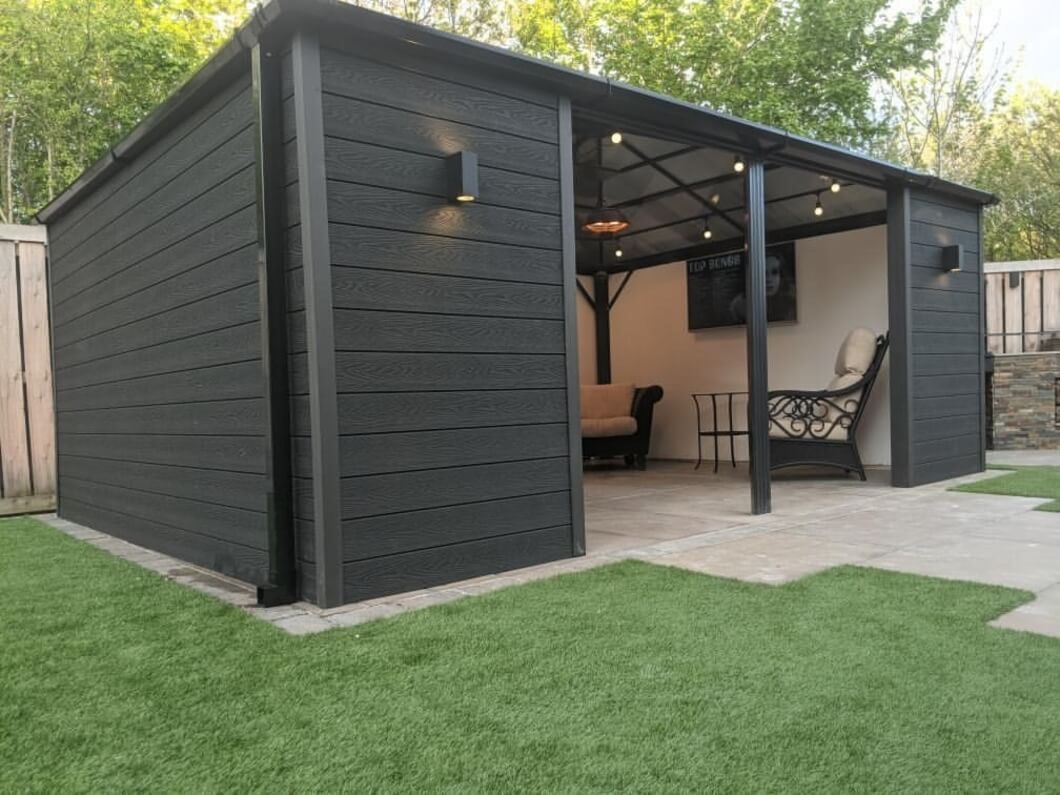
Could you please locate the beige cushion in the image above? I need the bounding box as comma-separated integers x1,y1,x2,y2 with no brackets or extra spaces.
834,327,878,376
580,383,635,420
582,416,638,438
769,414,848,441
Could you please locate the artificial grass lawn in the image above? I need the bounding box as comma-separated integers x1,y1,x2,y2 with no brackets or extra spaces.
952,465,1060,512
3,518,1060,792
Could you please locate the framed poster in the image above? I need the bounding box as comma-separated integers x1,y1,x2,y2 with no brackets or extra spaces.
686,242,797,330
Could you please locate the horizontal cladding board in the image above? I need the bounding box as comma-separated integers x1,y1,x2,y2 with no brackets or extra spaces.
292,388,568,435
54,322,260,391
288,266,564,320
910,243,980,273
910,265,980,293
294,351,567,394
60,476,266,551
341,524,572,603
49,77,251,253
59,454,262,513
314,182,561,251
318,34,559,108
913,393,980,421
319,48,558,143
52,167,256,307
58,433,264,474
55,282,260,370
295,457,570,520
911,453,981,485
910,309,980,334
295,491,571,563
911,287,980,314
912,353,982,377
910,198,980,234
51,206,258,322
52,125,256,280
912,373,981,398
288,309,565,355
910,222,980,253
57,361,261,411
912,413,981,442
293,423,569,478
308,224,562,284
911,331,980,355
284,93,559,179
57,398,264,437
913,432,981,465
53,245,257,348
317,137,559,215
60,496,267,585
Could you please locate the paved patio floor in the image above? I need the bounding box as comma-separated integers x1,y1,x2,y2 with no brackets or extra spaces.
37,450,1060,636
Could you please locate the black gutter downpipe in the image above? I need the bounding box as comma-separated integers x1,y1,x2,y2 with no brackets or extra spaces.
252,40,296,606
593,271,612,384
744,158,772,514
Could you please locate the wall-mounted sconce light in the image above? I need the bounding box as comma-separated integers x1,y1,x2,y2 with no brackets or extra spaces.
941,244,964,273
447,151,478,203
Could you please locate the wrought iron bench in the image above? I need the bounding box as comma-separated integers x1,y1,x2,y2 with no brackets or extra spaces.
767,330,889,480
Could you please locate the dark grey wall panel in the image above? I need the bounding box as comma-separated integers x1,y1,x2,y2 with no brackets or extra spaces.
48,73,268,585
296,45,574,603
900,188,986,485
293,389,568,435
293,423,569,477
341,525,572,603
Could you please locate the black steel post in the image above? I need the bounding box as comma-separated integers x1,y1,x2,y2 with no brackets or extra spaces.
251,41,296,606
593,270,612,384
744,159,771,514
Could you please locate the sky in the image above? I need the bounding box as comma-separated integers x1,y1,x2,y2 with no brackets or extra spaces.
980,0,1060,86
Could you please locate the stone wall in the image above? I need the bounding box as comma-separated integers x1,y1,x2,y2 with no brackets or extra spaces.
991,353,1060,449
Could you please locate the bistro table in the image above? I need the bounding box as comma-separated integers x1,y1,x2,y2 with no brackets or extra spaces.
691,391,749,472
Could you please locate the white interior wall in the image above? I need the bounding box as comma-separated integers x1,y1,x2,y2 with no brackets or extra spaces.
576,225,891,465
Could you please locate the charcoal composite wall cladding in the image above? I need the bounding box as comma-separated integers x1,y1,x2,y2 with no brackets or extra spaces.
47,74,269,583
287,43,577,603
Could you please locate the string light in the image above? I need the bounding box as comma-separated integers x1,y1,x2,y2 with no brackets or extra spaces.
702,220,712,240
733,156,745,173
814,193,824,217
615,239,624,258
709,193,721,205
830,179,841,193
610,131,623,144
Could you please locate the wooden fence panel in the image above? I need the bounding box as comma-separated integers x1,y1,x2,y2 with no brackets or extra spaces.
0,227,55,515
984,261,1060,354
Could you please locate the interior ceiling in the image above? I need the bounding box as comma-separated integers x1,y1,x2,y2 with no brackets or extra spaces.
573,119,886,274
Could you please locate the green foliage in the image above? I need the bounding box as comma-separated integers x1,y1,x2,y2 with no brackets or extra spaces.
0,0,246,223
509,0,958,147
975,84,1060,260
3,516,1060,790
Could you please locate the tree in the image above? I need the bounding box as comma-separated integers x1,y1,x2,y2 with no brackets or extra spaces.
975,84,1060,260
0,0,247,223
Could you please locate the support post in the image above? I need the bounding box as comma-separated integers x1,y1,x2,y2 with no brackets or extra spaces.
557,97,586,557
252,41,295,606
292,32,344,607
593,271,611,384
886,184,914,487
744,159,771,514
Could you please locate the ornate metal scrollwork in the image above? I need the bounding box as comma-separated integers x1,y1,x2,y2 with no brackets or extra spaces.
767,389,862,440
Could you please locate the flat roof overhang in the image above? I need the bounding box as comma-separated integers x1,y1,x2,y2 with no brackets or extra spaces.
36,0,997,225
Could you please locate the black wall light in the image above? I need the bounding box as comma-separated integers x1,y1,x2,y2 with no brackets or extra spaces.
941,244,963,273
447,151,478,203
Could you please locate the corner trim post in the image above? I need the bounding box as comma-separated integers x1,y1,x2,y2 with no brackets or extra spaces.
558,98,586,557
886,183,914,487
252,41,296,606
291,32,344,607
744,158,771,514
